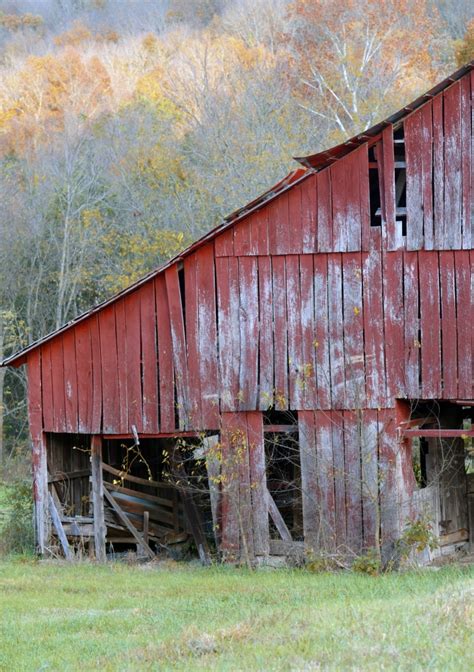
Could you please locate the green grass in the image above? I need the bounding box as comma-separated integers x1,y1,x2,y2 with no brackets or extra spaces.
0,560,472,671
0,483,11,534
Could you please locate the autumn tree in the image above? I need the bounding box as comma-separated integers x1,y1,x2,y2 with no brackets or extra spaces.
288,0,446,144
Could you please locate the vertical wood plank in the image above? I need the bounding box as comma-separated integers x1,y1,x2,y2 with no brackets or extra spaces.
420,103,434,250
313,254,331,409
89,315,102,434
268,193,290,255
220,413,240,559
288,184,303,254
316,169,332,252
196,245,219,428
28,350,49,553
74,321,93,433
363,245,386,407
343,410,363,555
99,305,119,434
155,275,175,432
50,337,66,433
234,219,252,256
455,250,471,398
115,299,128,434
40,342,54,432
444,81,462,249
382,126,397,250
461,73,472,249
184,254,201,428
433,93,445,248
403,252,420,398
251,208,269,256
272,256,288,409
247,411,269,556
300,254,317,409
439,251,458,399
342,253,365,408
140,281,159,433
62,330,78,434
165,266,189,429
360,409,379,550
258,256,274,410
238,256,259,411
327,254,345,408
419,251,441,398
383,250,405,401
298,411,319,551
330,410,346,549
315,410,336,551
216,257,233,412
91,435,106,562
286,254,303,409
124,292,143,433
301,174,317,253
405,109,424,250
229,257,241,412
214,228,234,257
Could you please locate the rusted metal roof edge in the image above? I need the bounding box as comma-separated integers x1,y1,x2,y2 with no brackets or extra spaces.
295,60,474,170
1,168,315,368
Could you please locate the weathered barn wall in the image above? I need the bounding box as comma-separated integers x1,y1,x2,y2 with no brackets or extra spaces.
17,68,474,558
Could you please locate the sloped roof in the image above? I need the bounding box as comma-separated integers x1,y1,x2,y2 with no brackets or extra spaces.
3,60,473,368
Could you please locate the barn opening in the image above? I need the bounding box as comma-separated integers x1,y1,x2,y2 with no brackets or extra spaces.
46,433,212,560
264,411,303,541
399,400,474,554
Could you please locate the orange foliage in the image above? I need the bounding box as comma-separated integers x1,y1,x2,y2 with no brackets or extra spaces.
0,49,112,155
287,0,443,140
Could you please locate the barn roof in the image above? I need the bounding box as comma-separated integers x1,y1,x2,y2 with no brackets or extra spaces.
2,59,473,368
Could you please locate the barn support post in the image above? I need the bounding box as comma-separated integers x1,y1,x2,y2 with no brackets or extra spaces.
32,432,50,554
90,435,107,562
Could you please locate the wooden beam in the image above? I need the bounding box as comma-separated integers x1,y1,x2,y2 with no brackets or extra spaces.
91,436,107,562
267,489,292,542
102,462,178,491
48,494,73,560
103,488,155,559
263,424,298,434
401,429,474,438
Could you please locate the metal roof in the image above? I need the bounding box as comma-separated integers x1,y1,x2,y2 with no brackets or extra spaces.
3,60,473,368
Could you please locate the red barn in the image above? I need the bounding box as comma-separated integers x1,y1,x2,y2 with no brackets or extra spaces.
3,62,474,564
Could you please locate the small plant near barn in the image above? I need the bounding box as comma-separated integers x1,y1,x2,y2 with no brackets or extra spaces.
397,515,439,559
0,477,34,555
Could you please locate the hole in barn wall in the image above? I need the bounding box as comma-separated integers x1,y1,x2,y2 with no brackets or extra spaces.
368,144,382,227
394,125,407,237
263,410,303,540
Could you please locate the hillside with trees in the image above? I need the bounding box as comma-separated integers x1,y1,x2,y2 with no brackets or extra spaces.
0,0,473,460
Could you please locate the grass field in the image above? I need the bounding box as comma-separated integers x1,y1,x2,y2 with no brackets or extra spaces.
0,560,472,671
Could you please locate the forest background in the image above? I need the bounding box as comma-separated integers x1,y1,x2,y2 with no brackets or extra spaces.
0,0,474,463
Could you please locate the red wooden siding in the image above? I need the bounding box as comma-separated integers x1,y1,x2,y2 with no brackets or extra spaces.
30,69,474,436
35,247,474,434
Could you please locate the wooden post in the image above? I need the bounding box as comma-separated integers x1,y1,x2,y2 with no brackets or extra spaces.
49,494,73,560
90,435,107,562
32,432,50,555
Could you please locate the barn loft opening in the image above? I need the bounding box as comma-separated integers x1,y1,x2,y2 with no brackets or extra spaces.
368,144,382,227
393,125,407,237
398,399,474,555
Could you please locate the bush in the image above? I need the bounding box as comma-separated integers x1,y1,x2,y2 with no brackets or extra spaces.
0,479,34,555
352,548,382,576
397,516,438,560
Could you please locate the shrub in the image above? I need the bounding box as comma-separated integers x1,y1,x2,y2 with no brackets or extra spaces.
352,548,382,576
0,479,34,555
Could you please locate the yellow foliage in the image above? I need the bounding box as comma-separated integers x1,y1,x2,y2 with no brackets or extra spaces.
102,229,190,293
